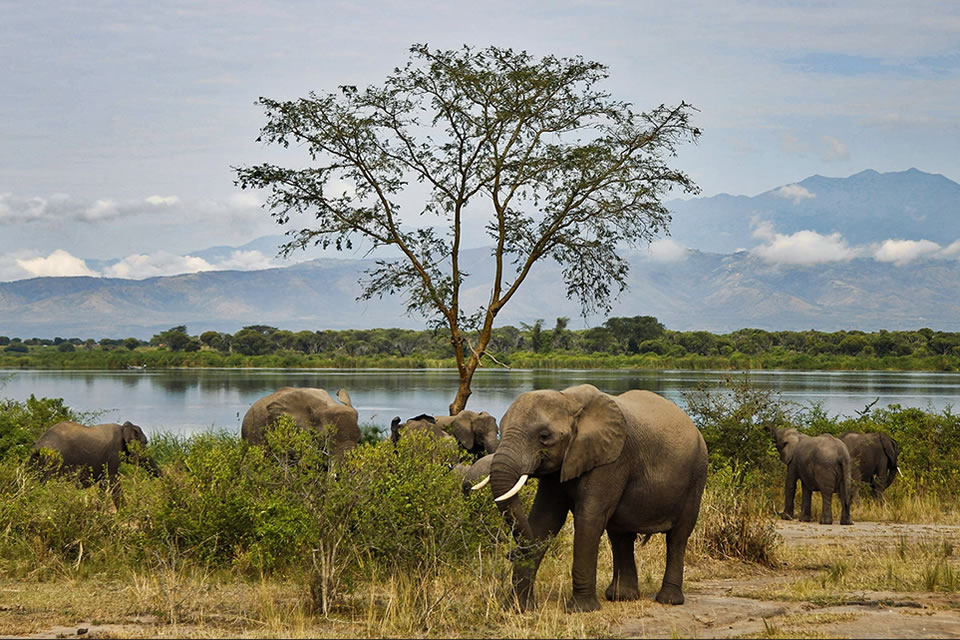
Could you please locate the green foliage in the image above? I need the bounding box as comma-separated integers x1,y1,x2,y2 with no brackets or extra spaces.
0,394,86,462
0,459,118,576
683,374,795,480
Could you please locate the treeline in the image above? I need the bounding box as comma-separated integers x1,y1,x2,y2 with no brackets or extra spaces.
2,316,960,371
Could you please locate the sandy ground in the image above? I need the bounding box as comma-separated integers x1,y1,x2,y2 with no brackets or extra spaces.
7,521,960,639
620,521,960,639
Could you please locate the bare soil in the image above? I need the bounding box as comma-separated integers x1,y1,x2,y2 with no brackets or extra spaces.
5,521,960,639
620,521,960,639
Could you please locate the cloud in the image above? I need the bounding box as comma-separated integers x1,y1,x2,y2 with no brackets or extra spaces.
145,195,180,206
103,252,216,279
780,132,810,155
16,250,98,278
872,238,942,265
772,184,816,204
0,192,185,224
751,221,860,265
644,237,689,262
820,135,849,161
941,239,960,258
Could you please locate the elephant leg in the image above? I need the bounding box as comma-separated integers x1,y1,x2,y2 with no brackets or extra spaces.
819,490,834,525
511,481,569,612
839,481,853,526
568,513,605,613
656,526,692,605
799,485,814,522
781,470,798,520
605,530,639,602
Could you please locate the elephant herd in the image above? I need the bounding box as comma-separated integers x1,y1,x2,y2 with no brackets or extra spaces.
27,384,900,614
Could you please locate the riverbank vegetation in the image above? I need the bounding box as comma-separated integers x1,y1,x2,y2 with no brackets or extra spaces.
1,377,959,636
2,316,960,371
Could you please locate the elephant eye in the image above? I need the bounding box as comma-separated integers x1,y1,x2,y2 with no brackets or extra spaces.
538,429,553,445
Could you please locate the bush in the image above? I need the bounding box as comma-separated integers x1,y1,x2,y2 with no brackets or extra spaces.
0,394,86,462
693,464,781,566
683,374,796,481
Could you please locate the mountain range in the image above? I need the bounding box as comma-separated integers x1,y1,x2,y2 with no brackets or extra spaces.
2,168,959,340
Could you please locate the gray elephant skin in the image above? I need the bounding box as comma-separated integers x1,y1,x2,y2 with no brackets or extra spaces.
31,420,160,502
774,427,853,525
453,453,494,495
488,383,708,613
839,431,899,499
391,409,499,457
241,387,360,457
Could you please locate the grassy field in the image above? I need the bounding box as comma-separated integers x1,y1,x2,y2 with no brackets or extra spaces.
2,380,960,638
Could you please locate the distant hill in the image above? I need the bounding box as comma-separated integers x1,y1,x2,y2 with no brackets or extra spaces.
3,167,959,340
3,248,960,340
666,168,960,254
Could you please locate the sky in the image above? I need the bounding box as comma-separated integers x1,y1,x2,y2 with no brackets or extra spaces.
1,0,959,282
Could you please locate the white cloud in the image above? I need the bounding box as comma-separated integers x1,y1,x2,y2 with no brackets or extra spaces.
751,221,859,265
941,239,960,258
820,135,849,161
229,192,263,208
217,250,277,271
872,238,942,265
145,195,180,206
644,237,689,262
15,250,97,278
780,132,809,155
103,252,215,279
772,184,816,204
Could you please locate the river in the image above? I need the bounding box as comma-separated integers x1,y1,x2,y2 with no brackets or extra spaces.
2,368,959,437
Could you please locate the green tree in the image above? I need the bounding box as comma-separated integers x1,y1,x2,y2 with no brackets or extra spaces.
235,44,700,413
151,326,191,352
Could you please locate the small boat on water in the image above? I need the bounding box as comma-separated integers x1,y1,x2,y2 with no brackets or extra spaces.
126,364,147,370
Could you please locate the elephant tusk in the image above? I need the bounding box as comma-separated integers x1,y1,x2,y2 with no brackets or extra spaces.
470,475,490,491
494,474,528,502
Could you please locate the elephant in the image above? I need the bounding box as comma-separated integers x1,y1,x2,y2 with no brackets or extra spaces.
487,383,708,613
31,420,161,505
452,453,494,495
773,427,853,525
839,431,900,499
391,409,499,457
241,387,360,457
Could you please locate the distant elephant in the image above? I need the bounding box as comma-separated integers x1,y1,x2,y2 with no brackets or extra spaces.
392,409,499,457
488,384,708,613
31,420,161,505
773,427,853,525
241,387,360,457
452,453,494,495
839,431,900,499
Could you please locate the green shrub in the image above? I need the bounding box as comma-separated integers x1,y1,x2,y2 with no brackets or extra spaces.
0,394,91,462
682,374,796,481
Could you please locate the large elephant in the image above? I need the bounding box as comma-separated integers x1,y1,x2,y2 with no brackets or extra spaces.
241,387,360,457
391,409,499,457
773,427,853,525
839,431,900,499
487,384,708,613
31,420,161,504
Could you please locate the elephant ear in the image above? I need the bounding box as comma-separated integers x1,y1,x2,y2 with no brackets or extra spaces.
120,421,145,452
452,415,475,451
880,433,899,464
560,392,625,483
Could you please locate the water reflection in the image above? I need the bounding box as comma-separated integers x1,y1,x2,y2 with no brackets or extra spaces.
1,368,958,438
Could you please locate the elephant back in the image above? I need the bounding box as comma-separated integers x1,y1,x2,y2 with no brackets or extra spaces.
241,387,360,454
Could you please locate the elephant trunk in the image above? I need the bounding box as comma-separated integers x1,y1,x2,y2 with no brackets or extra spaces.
489,450,536,543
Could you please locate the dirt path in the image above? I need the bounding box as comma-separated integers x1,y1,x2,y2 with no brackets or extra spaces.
619,521,960,639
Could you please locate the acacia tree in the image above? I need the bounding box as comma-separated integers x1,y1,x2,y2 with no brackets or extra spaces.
234,44,700,414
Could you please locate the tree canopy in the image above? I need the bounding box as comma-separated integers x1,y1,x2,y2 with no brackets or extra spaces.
234,43,700,413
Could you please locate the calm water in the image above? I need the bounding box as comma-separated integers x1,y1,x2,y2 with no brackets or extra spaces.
2,368,959,438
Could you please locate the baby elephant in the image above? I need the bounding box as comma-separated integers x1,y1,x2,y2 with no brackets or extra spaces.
773,427,853,525
32,420,161,505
